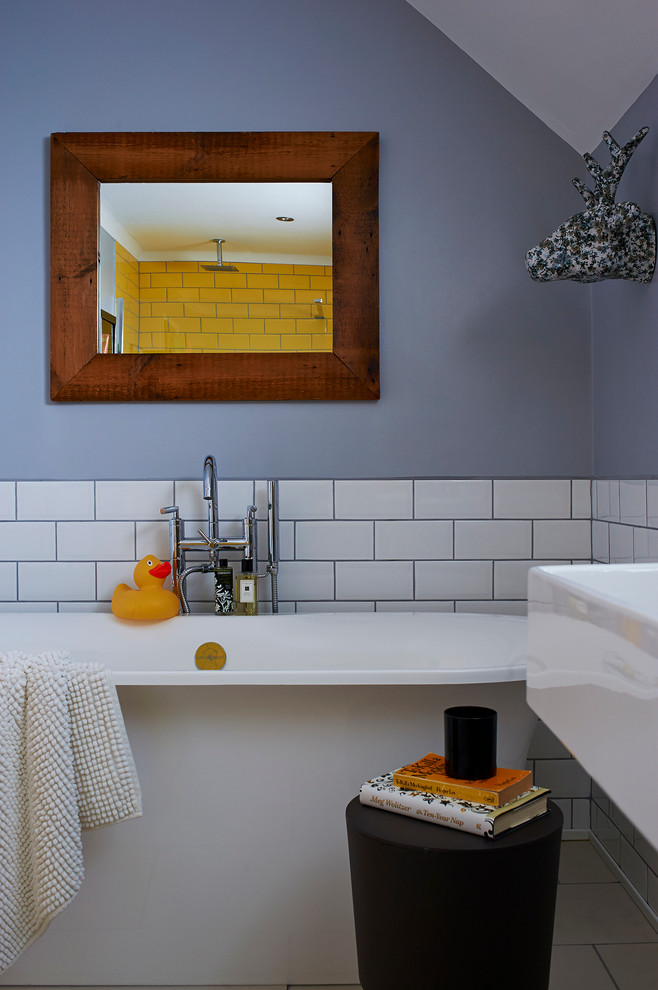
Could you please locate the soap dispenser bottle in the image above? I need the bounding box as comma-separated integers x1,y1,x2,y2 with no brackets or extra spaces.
235,559,258,615
214,559,234,615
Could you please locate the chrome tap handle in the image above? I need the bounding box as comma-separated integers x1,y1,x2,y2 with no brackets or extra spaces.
247,505,258,562
160,505,182,596
267,481,280,613
267,481,279,568
202,455,219,553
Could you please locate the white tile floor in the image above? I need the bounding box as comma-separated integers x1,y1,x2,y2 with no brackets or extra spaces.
1,841,656,990
548,839,658,990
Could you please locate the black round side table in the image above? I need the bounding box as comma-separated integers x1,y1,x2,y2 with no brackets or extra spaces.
346,796,563,990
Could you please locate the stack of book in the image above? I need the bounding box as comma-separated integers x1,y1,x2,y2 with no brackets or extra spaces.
359,753,550,839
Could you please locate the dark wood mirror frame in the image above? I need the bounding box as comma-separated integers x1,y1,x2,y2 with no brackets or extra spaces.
50,131,379,401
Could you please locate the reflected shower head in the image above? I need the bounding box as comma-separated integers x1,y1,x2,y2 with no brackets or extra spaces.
201,238,238,272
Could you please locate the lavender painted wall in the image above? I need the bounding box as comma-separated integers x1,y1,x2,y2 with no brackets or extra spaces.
0,0,590,481
591,74,658,479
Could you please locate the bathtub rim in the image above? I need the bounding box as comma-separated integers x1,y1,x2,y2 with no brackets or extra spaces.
0,610,528,686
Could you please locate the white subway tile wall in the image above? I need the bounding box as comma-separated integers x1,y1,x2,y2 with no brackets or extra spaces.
591,478,658,924
619,479,647,527
0,482,16,520
415,559,492,600
0,521,56,560
17,480,95,520
493,479,572,518
454,519,532,559
526,721,594,835
336,559,415,600
533,519,592,559
647,481,658,528
415,479,491,518
634,526,658,563
19,561,96,601
593,479,658,565
278,480,334,519
0,477,593,613
334,479,413,519
571,478,593,518
0,561,17,599
609,522,634,563
57,521,136,561
296,520,373,560
95,481,174,520
375,520,453,559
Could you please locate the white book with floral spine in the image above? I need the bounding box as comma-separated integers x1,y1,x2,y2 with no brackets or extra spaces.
359,773,550,838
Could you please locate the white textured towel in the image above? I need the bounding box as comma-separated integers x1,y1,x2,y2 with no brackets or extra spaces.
0,651,142,972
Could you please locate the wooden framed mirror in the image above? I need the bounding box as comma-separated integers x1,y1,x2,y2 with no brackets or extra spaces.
50,131,379,401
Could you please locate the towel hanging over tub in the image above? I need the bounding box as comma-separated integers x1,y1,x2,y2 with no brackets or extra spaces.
0,651,142,972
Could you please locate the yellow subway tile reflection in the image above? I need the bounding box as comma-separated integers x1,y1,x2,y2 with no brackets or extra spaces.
281,335,312,350
108,252,333,354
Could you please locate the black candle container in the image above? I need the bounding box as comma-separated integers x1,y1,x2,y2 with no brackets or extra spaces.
444,705,497,780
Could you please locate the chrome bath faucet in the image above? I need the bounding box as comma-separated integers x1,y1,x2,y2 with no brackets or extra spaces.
161,455,279,614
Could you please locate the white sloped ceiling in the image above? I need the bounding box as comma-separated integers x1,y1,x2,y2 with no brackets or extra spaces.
405,0,658,153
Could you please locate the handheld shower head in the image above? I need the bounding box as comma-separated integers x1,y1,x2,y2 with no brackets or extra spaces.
201,238,238,272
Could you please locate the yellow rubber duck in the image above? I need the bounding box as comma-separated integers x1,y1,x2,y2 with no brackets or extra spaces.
111,554,180,621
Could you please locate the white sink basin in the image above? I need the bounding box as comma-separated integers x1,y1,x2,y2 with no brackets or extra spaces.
527,563,658,849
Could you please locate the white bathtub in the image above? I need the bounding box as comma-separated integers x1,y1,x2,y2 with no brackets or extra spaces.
0,611,535,986
0,610,529,685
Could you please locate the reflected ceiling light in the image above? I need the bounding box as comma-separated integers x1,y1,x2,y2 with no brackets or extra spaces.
201,237,238,272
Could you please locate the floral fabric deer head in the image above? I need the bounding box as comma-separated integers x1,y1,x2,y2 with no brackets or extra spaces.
525,127,656,284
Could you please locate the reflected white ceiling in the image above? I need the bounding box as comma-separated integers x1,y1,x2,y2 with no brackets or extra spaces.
405,0,658,153
101,182,333,265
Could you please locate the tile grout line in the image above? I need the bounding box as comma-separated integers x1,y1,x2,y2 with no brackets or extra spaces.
589,832,658,935
592,944,624,990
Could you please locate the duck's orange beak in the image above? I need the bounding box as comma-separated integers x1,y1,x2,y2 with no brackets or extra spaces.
149,561,171,579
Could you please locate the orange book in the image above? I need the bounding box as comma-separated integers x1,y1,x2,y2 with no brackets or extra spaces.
392,753,532,807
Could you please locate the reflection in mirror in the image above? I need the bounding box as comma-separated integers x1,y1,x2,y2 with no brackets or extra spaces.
99,183,333,355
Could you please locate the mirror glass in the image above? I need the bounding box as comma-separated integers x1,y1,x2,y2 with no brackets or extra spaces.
100,182,333,355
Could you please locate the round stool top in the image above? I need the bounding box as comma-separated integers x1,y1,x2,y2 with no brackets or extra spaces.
346,796,563,853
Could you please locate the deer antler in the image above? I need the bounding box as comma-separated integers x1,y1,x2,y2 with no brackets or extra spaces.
573,126,649,206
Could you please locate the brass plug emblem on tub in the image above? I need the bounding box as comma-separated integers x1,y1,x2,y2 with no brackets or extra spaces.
195,642,227,670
